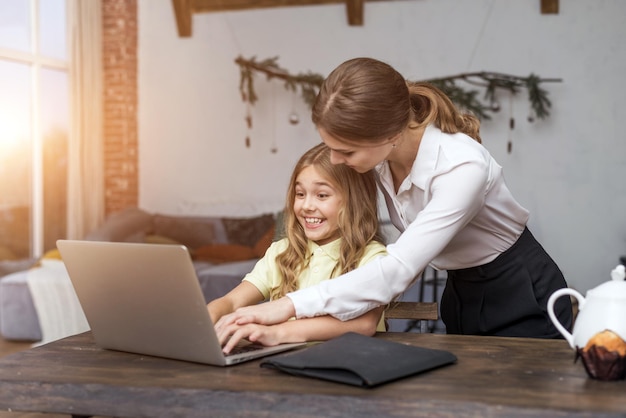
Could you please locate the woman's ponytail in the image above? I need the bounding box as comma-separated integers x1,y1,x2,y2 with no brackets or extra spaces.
408,82,482,143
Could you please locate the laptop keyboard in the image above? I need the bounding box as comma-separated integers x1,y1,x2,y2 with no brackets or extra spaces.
226,342,265,356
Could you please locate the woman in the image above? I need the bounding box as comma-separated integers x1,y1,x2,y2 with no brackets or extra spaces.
216,57,572,343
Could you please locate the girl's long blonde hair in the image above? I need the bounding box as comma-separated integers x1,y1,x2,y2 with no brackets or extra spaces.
312,57,482,144
271,143,383,300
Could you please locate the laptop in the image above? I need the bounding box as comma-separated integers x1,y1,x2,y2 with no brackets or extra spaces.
56,239,305,366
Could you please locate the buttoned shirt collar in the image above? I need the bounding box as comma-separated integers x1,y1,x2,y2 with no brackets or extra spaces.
376,124,440,192
308,238,341,262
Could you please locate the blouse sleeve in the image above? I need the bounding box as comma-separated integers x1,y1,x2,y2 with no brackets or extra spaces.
287,161,489,320
243,240,286,300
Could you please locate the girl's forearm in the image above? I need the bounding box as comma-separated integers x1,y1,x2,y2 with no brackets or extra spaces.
272,307,383,343
207,297,234,323
208,282,266,324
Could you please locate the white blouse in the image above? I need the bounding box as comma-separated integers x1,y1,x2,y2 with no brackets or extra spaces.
287,125,530,321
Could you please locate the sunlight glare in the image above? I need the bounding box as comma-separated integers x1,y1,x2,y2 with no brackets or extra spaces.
0,108,29,151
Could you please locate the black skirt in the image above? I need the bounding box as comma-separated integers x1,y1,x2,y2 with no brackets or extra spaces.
441,227,573,338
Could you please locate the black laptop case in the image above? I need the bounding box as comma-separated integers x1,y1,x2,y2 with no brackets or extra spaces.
260,332,457,387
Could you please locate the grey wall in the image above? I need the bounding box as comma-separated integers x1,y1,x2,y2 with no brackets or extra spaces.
138,0,626,293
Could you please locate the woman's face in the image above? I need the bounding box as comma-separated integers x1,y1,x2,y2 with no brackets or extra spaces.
293,165,343,246
318,128,392,173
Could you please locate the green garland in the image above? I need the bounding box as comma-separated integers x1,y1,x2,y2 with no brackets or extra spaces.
236,55,561,122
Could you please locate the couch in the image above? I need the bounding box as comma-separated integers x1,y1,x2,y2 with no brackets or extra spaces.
0,207,282,342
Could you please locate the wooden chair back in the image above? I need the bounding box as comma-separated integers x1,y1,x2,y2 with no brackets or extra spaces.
385,302,438,333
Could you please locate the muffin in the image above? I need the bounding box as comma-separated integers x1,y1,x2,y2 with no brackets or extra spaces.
576,330,626,381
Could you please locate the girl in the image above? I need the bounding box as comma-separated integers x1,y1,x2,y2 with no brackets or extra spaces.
210,143,387,353
216,57,573,342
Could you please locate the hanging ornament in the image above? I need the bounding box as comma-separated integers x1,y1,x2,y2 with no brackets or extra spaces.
491,100,501,112
289,112,300,125
507,94,515,154
244,103,252,148
288,92,300,125
527,107,536,123
270,84,278,153
507,119,514,154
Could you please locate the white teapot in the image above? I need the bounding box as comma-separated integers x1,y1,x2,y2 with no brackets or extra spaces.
547,265,626,349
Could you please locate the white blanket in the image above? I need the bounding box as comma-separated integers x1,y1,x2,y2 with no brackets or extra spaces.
26,259,90,346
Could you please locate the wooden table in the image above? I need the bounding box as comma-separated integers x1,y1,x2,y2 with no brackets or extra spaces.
0,332,624,418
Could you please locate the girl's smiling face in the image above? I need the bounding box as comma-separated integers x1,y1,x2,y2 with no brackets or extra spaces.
293,165,343,245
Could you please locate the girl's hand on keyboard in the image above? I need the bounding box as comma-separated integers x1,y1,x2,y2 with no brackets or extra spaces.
217,323,282,354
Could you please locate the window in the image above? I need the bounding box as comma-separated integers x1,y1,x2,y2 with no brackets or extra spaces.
0,0,68,259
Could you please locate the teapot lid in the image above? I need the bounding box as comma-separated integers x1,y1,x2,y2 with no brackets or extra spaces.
588,264,626,298
611,264,625,281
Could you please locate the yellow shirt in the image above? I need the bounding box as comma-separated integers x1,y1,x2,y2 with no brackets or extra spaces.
244,238,387,331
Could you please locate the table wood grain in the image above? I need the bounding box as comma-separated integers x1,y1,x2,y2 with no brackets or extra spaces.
0,332,624,418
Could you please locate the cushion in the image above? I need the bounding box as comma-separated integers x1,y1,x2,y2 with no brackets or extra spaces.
253,225,275,257
84,207,153,242
194,217,276,264
193,244,257,264
152,215,216,249
222,213,275,248
273,210,286,241
122,230,149,243
143,234,183,245
0,258,38,278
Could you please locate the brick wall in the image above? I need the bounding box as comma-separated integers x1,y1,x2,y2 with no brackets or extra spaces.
102,0,138,215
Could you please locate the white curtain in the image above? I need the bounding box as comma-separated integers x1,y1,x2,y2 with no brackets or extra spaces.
66,0,104,239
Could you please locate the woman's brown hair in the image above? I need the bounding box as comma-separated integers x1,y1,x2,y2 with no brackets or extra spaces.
312,57,481,143
271,143,383,300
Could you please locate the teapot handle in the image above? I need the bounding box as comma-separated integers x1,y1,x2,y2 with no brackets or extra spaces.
547,288,584,348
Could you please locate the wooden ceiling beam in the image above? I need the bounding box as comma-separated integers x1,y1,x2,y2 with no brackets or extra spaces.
192,0,351,13
346,0,364,26
172,0,193,37
540,0,559,14
174,1,562,37
173,0,379,37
